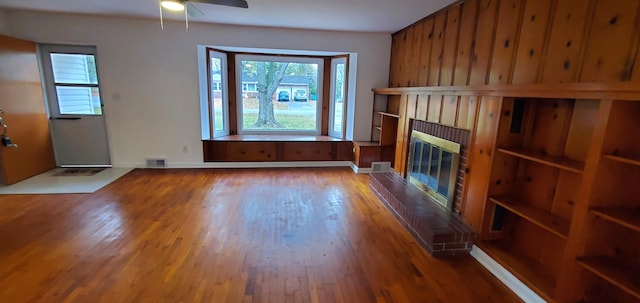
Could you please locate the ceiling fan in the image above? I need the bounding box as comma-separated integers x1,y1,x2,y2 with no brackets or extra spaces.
159,0,248,30
161,0,249,14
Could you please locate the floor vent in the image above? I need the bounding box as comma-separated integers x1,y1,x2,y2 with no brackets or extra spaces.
371,162,391,172
146,158,167,168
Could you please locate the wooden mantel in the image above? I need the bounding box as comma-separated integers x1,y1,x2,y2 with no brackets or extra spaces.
373,82,640,100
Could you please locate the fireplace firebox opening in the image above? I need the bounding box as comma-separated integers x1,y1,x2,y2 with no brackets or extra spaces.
407,130,461,210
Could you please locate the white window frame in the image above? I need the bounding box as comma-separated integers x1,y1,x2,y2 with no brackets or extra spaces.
329,57,347,138
235,54,323,135
209,49,230,137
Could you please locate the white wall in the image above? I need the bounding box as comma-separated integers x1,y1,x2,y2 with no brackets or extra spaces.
4,9,391,167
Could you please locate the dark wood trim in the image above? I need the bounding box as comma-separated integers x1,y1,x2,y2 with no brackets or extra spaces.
202,138,352,162
227,53,238,135
321,58,331,135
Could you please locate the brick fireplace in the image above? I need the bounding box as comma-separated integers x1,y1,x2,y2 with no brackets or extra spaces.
411,120,470,214
369,120,474,257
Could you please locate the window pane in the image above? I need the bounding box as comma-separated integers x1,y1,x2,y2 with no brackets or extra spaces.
332,63,345,134
50,53,98,85
411,141,422,178
211,57,224,132
241,60,318,131
419,143,431,184
438,151,453,196
428,146,440,190
56,86,102,115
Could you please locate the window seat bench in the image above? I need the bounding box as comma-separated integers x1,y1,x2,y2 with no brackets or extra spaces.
202,135,353,162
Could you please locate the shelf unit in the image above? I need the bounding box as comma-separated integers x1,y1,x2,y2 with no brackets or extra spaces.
370,91,401,144
576,257,640,300
574,100,640,302
496,147,585,173
352,90,402,169
481,97,599,300
377,112,399,146
489,196,570,239
590,207,640,233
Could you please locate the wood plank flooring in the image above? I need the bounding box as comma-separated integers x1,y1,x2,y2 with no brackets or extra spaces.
0,168,521,302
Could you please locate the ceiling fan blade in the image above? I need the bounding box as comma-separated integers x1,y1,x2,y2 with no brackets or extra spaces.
187,0,249,9
185,1,205,17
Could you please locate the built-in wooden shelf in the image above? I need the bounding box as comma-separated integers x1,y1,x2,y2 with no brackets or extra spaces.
497,148,585,173
603,154,640,167
479,241,556,301
590,207,640,233
577,256,640,300
378,111,400,118
489,196,570,239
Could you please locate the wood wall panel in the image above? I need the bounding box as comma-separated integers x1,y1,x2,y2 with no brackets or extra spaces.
401,27,415,87
394,94,410,174
406,94,418,121
540,0,591,83
393,30,407,87
409,21,425,86
453,0,479,86
633,39,640,82
427,95,443,123
416,94,429,121
580,0,640,82
488,0,524,84
456,96,474,129
511,0,554,84
418,19,435,86
440,5,462,86
441,95,459,126
429,12,447,86
468,0,499,85
390,0,640,88
462,96,502,230
389,34,402,87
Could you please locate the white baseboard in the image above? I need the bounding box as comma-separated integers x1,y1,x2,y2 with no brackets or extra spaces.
119,161,355,169
351,163,372,174
470,245,546,303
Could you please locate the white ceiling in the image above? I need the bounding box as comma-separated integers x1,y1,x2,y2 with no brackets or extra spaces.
0,0,456,33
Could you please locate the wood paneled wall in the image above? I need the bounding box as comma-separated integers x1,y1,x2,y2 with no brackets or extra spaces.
390,0,640,88
386,0,640,229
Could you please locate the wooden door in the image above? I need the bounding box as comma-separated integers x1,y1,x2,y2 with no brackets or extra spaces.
0,35,56,184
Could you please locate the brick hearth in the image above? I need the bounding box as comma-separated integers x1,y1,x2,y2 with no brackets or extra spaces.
370,172,475,257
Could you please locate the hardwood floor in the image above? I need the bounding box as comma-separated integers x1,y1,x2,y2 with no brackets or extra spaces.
0,168,520,302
